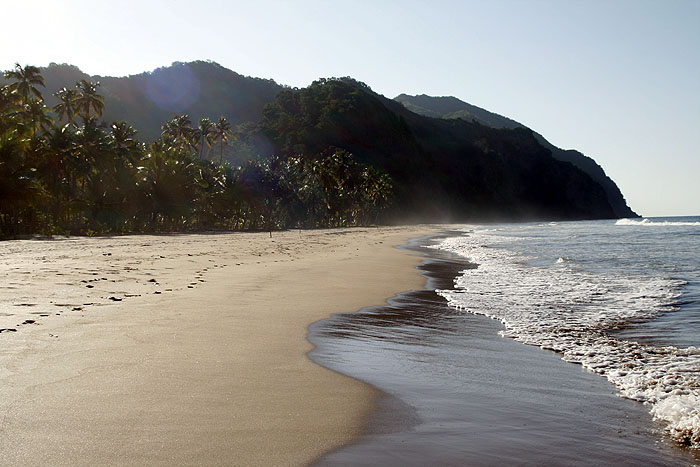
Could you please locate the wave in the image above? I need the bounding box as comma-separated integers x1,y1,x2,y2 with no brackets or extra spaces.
432,232,700,449
616,218,700,226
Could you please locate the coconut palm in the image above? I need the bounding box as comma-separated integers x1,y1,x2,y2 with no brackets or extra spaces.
110,121,138,149
53,87,79,125
3,63,45,105
74,80,104,120
0,130,44,236
110,121,143,167
0,85,21,132
194,117,214,159
22,100,53,137
211,116,234,164
0,85,16,110
161,114,195,153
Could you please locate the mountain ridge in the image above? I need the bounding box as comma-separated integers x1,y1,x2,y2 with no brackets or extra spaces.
257,78,618,221
40,61,284,142
394,93,637,218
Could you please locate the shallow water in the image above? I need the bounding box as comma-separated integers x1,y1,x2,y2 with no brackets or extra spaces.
435,218,700,449
309,233,698,466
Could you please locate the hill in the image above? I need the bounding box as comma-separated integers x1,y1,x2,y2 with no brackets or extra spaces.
40,61,283,142
28,62,637,221
394,94,637,218
257,78,618,221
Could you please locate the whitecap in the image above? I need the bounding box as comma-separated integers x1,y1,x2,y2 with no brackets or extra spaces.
616,218,700,227
431,231,700,449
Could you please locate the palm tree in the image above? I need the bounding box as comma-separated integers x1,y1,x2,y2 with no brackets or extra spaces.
3,63,45,105
0,85,17,110
0,130,43,236
110,121,143,166
0,85,20,132
161,114,195,153
22,100,53,137
211,116,234,164
140,144,198,229
194,117,214,159
110,121,138,149
53,87,79,125
75,80,104,120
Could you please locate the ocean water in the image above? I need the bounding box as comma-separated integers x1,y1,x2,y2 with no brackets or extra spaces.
310,219,700,466
434,217,700,449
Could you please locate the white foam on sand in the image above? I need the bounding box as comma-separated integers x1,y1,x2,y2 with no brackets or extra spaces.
432,231,700,449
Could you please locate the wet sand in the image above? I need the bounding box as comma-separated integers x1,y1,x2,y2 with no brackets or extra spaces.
310,234,700,466
0,227,433,466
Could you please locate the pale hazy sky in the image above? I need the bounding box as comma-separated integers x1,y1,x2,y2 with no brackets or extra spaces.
2,0,698,216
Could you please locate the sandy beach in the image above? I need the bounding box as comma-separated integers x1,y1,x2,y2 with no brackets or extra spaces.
0,226,434,466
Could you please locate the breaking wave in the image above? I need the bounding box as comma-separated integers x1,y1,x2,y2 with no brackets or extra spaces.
433,231,700,449
617,218,700,227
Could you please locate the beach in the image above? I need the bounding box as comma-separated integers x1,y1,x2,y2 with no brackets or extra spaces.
311,233,699,466
2,223,698,466
0,226,433,466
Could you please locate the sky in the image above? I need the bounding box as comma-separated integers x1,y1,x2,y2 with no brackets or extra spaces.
2,0,698,216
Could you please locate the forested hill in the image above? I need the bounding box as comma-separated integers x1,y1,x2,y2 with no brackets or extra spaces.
394,94,637,218
27,61,637,222
40,61,283,142
256,78,618,221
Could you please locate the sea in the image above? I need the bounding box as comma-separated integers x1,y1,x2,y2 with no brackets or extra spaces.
310,217,700,466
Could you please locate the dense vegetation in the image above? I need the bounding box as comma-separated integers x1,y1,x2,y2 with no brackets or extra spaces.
256,78,619,221
2,60,638,238
41,61,283,146
0,64,393,238
394,94,638,218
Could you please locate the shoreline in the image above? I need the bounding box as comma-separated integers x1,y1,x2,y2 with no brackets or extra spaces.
309,232,699,466
0,227,435,466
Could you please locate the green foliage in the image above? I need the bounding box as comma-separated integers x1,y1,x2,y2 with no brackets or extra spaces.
258,78,621,221
39,61,284,144
2,62,631,229
0,66,395,238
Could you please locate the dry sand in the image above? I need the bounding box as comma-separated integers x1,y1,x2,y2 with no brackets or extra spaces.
0,226,435,466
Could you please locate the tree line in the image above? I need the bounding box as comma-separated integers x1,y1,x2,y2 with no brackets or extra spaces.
0,64,393,238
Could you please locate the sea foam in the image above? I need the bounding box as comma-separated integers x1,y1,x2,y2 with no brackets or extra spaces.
616,218,700,227
433,230,700,449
